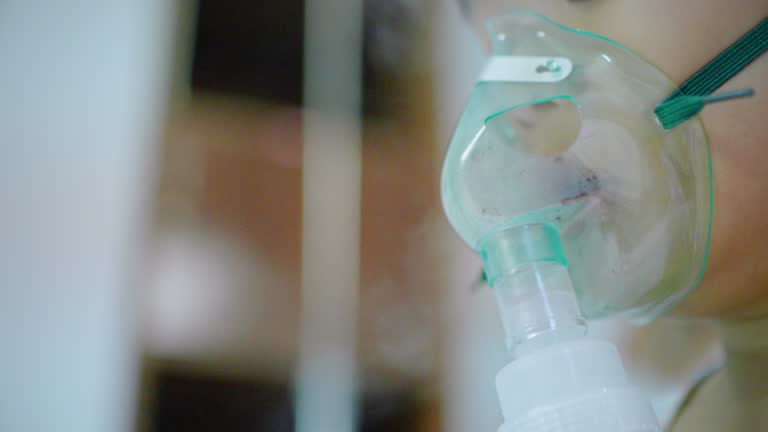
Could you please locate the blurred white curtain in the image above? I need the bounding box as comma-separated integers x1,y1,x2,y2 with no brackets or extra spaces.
0,1,176,431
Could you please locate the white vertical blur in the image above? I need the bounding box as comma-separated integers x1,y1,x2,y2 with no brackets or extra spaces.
296,0,363,431
432,1,504,432
0,1,176,431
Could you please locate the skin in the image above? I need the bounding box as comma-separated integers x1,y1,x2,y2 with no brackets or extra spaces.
468,0,768,318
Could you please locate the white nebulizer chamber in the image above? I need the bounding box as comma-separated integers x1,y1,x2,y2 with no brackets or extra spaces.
483,224,659,432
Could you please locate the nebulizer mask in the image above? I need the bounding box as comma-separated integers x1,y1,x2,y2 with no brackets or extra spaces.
441,11,715,432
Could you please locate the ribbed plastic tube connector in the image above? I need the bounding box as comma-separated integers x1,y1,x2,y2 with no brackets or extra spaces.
480,224,660,432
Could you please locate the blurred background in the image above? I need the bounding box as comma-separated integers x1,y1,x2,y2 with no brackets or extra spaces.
0,1,722,431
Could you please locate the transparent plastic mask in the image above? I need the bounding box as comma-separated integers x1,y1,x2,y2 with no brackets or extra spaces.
441,11,712,322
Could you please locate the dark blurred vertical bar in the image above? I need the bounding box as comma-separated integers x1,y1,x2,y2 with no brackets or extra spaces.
191,0,305,106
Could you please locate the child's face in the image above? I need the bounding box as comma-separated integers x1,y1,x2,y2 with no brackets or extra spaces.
467,0,768,318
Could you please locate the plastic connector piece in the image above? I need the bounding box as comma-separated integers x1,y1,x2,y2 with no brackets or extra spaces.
481,224,659,431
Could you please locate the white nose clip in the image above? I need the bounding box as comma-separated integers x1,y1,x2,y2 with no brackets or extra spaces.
479,56,573,83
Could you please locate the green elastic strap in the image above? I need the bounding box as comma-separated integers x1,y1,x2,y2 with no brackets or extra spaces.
655,16,768,129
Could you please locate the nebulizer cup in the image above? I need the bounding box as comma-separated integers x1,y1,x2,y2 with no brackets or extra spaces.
441,11,712,432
